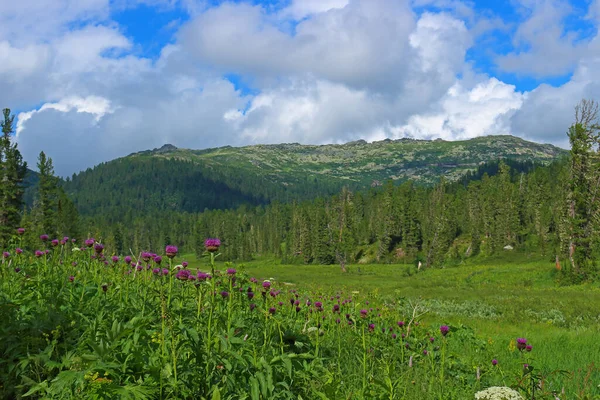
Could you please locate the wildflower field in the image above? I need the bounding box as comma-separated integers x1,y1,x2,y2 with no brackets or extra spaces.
1,236,599,399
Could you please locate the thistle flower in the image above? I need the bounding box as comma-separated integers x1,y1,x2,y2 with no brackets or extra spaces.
397,321,405,328
17,228,25,235
15,267,21,273
423,350,428,355
526,345,533,352
516,338,527,351
492,359,498,366
94,244,104,254
176,270,191,280
40,234,49,242
197,272,210,281
368,323,375,332
154,256,162,264
101,283,108,292
250,303,256,311
247,291,255,300
226,268,236,275
333,304,340,313
315,301,323,310
220,291,229,298
296,306,301,312
182,261,188,268
269,307,276,315
440,325,449,337
262,281,271,289
15,248,23,254
360,309,368,318
392,333,397,339
124,256,132,264
2,251,9,259
204,238,221,252
153,268,160,275
35,250,44,258
165,245,178,258
141,252,152,262
85,238,95,247
69,276,75,282
63,236,69,242
112,256,119,263
162,268,169,275
71,238,77,243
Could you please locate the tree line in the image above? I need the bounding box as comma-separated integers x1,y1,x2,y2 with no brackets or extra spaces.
2,101,600,282
0,108,79,249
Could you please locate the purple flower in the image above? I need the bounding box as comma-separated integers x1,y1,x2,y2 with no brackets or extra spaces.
333,304,340,313
15,248,23,254
250,277,257,283
162,268,169,275
124,256,132,264
295,306,301,313
368,323,375,332
60,240,66,245
85,238,95,247
204,238,221,252
35,250,44,258
40,234,49,242
165,245,178,258
63,236,69,242
247,291,255,300
423,350,428,356
182,261,188,268
69,276,75,282
397,321,405,328
176,270,191,280
154,256,162,264
112,256,119,263
197,272,211,281
101,283,108,293
517,338,527,351
220,291,229,298
492,359,498,366
17,228,25,235
526,345,533,352
440,325,449,337
250,303,256,311
153,268,161,275
429,337,435,343
360,309,368,318
94,244,104,254
2,251,10,259
14,267,21,273
226,268,236,275
392,333,397,339
136,264,143,271
71,238,77,243
269,307,276,315
262,281,271,289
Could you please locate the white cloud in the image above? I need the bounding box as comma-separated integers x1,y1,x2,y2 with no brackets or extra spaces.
397,78,524,140
7,0,600,177
495,0,592,77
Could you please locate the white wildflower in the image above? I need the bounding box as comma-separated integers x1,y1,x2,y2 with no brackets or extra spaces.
475,387,524,400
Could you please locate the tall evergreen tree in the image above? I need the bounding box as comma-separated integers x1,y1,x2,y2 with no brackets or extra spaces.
565,100,600,280
0,108,28,244
36,151,60,236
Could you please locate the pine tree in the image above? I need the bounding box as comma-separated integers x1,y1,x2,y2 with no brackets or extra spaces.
565,100,600,280
0,108,28,244
37,151,59,236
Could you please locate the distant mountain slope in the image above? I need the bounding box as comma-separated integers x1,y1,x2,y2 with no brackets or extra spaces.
63,135,567,221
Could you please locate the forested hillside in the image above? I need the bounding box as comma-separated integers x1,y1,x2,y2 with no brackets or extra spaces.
63,136,565,224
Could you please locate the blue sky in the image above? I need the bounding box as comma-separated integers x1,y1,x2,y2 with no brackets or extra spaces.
2,0,600,175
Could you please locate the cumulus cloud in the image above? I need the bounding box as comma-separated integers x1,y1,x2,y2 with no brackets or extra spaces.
5,0,600,176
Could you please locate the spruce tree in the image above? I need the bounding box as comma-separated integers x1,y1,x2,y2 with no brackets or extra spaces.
0,108,28,244
37,151,59,236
